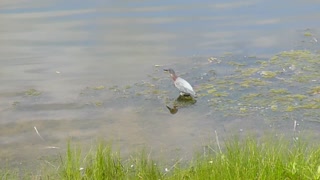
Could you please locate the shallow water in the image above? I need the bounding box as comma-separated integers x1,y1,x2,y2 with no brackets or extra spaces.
1,0,320,169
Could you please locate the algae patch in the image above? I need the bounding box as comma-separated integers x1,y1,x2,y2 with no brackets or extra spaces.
93,85,105,90
259,71,277,78
25,89,41,96
269,89,289,95
309,86,320,95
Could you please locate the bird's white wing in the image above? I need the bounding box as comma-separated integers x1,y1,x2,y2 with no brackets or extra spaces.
174,77,196,96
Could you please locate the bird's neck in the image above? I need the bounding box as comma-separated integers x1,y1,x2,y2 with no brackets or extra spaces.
171,74,177,81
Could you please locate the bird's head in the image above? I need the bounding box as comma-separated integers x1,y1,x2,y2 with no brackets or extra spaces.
164,68,177,80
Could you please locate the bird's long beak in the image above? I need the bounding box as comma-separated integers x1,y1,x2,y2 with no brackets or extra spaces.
163,69,169,72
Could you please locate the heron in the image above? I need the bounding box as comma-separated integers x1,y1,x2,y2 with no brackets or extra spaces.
164,68,197,97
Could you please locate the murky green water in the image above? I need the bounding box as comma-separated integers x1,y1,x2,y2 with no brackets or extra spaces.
0,0,320,170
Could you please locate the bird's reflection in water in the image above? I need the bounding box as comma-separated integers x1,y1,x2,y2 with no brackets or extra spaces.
166,105,179,114
166,95,197,114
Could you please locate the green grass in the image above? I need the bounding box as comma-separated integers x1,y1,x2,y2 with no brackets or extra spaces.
2,136,320,180
170,137,320,180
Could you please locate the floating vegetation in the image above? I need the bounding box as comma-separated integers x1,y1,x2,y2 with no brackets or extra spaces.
94,101,103,107
125,85,131,89
207,88,217,94
241,93,262,100
285,105,296,112
152,77,160,81
150,89,162,95
293,74,316,83
93,85,105,90
109,85,119,91
286,94,307,101
25,89,41,96
270,104,278,111
213,92,229,97
269,88,289,95
239,107,248,113
169,95,197,109
304,32,312,37
208,57,222,63
12,101,20,107
228,61,246,68
241,68,260,77
240,78,268,88
300,99,320,109
190,49,320,117
278,50,312,59
259,71,277,78
309,86,320,95
256,60,269,67
199,83,214,89
223,52,233,56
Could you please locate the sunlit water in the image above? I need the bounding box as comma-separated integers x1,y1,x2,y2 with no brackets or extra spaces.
1,0,320,169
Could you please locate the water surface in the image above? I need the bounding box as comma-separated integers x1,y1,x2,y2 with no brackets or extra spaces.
1,0,320,169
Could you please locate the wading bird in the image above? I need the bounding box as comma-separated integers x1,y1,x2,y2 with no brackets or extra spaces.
164,68,197,97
